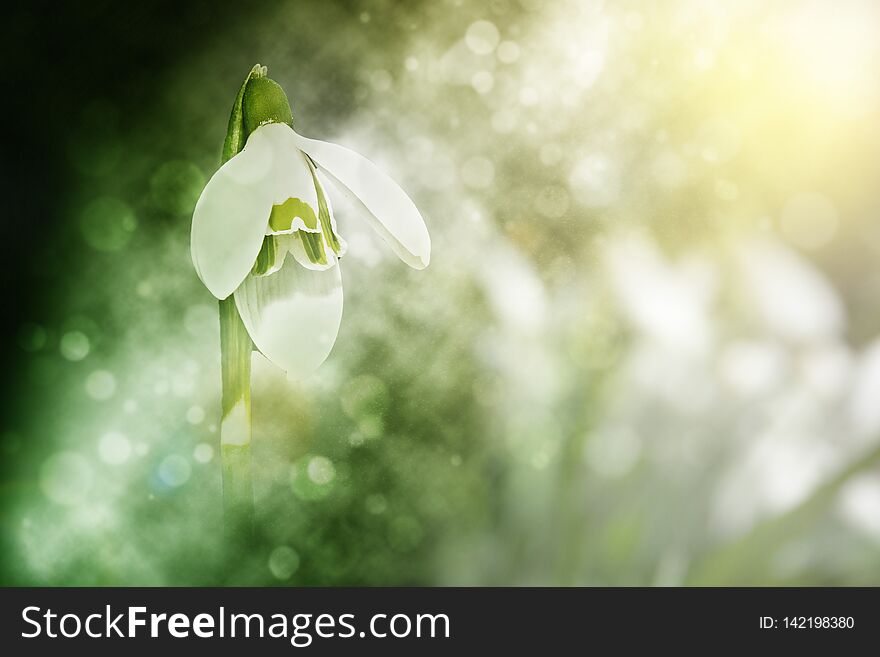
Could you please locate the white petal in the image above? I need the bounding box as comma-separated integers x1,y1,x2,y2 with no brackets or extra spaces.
191,133,275,299
256,123,320,211
234,255,343,379
191,123,320,299
290,130,430,269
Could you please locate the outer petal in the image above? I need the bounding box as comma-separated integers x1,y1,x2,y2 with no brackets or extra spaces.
289,130,430,269
191,123,320,299
258,123,321,211
191,133,275,299
234,254,343,379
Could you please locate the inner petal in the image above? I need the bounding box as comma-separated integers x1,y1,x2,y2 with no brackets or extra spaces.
253,160,349,275
268,197,320,234
252,232,333,276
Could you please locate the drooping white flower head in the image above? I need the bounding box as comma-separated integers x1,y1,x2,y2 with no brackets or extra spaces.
191,68,430,379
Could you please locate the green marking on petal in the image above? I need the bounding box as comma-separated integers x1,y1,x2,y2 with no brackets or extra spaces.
268,198,318,232
300,231,328,266
252,235,279,276
310,166,344,255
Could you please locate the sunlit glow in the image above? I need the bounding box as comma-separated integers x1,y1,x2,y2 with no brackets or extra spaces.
778,0,880,117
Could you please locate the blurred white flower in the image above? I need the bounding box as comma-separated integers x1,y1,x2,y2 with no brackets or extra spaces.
736,238,843,343
838,474,880,542
847,338,880,440
605,233,716,354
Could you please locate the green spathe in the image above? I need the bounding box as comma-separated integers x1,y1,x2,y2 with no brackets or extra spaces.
222,65,262,164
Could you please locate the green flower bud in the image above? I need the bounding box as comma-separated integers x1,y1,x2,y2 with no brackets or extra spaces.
242,76,293,136
221,64,294,163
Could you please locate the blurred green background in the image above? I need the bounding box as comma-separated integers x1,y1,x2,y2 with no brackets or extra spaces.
3,0,880,585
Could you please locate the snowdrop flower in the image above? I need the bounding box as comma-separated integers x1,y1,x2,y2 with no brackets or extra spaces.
191,66,430,379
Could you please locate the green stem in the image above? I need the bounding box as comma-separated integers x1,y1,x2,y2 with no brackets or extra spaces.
219,296,254,539
215,65,265,540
